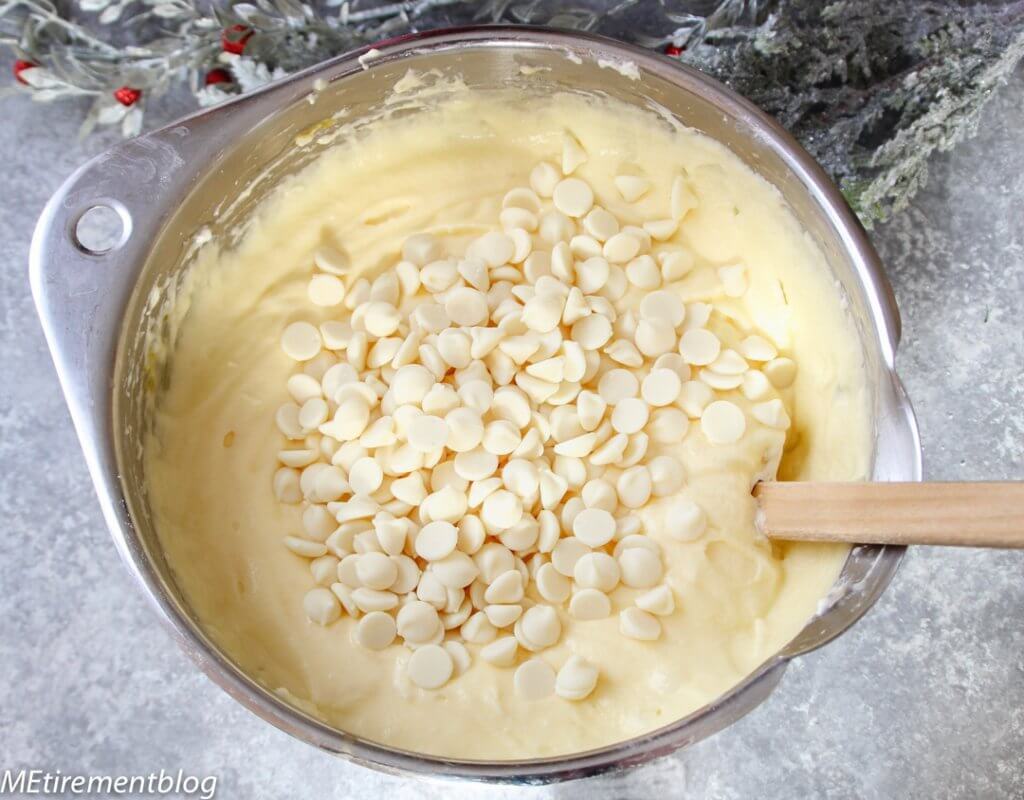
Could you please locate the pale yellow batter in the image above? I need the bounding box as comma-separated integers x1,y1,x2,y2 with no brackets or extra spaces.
145,83,871,758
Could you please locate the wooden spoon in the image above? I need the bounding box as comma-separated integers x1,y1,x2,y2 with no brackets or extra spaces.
754,482,1024,548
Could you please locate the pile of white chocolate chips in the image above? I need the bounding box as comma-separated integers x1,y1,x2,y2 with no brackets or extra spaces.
271,143,796,701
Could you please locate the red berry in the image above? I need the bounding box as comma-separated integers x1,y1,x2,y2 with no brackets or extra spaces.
204,68,232,86
13,59,36,84
664,44,683,57
113,86,141,106
221,25,252,55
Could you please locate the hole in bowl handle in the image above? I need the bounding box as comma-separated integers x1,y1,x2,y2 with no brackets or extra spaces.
70,201,133,256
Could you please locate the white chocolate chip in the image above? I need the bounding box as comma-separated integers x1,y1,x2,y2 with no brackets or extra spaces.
701,400,747,444
516,605,561,651
461,611,498,644
571,314,613,351
408,415,449,453
573,552,620,592
443,641,472,676
514,658,556,701
485,569,525,604
590,432,628,465
536,562,571,603
582,478,617,511
530,161,561,197
569,588,612,620
483,420,522,455
357,611,397,649
522,293,565,334
644,218,678,241
470,232,515,267
619,607,661,641
640,290,685,328
598,369,638,405
551,537,590,577
391,472,427,505
402,233,442,266
273,468,303,503
764,357,797,388
605,339,643,367
561,133,587,175
284,536,327,558
480,636,519,667
484,604,523,629
611,398,649,435
710,349,749,375
718,264,748,297
626,255,661,290
553,177,595,218
660,250,694,282
397,600,442,643
614,174,650,202
454,448,499,482
738,335,778,362
641,369,682,406
503,186,542,213
539,469,569,510
356,551,398,591
678,328,721,365
282,322,322,361
431,551,479,589
303,505,335,540
678,380,715,418
445,287,489,326
701,366,741,389
304,587,341,625
555,655,599,700
635,319,676,358
603,232,640,264
390,365,435,405
390,555,421,593
616,465,652,508
648,455,685,496
752,398,791,429
348,456,383,495
362,302,401,338
741,370,773,400
572,507,616,548
583,207,619,241
576,390,607,432
308,274,346,307
500,207,537,232
669,497,706,541
421,485,468,524
415,521,458,561
670,175,697,220
618,547,662,588
635,585,675,616
481,489,523,531
408,644,453,689
314,244,349,275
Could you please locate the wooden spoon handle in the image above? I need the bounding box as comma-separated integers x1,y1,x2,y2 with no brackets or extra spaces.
754,482,1024,548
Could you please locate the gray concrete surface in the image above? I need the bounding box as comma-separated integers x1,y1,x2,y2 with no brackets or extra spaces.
1,59,1021,799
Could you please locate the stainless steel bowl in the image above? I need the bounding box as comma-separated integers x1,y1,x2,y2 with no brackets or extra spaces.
30,26,920,783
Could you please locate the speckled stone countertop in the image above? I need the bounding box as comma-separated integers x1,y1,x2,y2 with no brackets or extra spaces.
1,57,1021,799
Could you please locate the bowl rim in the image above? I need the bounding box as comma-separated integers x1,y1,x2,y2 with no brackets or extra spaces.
30,24,921,784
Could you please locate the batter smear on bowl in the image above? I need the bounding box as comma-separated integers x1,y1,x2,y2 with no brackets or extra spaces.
146,85,871,759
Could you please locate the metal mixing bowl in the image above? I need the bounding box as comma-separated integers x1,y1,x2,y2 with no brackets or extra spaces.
30,26,921,783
